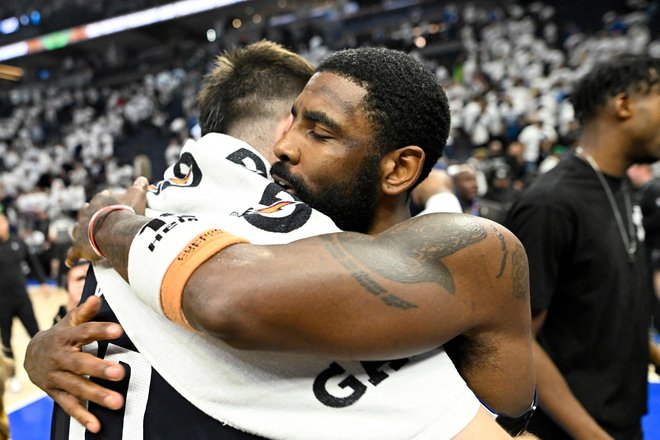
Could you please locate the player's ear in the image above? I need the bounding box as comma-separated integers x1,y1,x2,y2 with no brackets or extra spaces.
612,92,633,120
379,145,424,196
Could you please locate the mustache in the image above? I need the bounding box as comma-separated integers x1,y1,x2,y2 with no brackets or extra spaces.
270,162,307,194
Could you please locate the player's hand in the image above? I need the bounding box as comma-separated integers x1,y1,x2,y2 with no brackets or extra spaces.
114,176,149,216
24,296,126,433
66,177,149,267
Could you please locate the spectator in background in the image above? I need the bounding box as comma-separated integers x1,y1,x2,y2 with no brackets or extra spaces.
411,168,462,215
53,260,89,325
504,141,527,190
0,211,48,393
537,144,568,175
517,114,555,175
449,164,480,215
461,95,491,148
483,163,518,212
507,55,660,440
46,211,75,285
449,163,508,223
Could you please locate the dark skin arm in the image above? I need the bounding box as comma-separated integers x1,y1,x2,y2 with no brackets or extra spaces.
181,215,535,415
182,216,517,357
70,190,520,358
59,181,534,425
65,182,534,414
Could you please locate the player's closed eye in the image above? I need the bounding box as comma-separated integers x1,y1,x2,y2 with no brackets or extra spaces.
309,131,332,141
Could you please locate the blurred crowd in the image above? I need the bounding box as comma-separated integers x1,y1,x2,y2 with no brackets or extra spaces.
0,0,177,44
0,0,658,286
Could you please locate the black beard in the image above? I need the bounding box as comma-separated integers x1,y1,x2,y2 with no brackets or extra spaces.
270,155,381,233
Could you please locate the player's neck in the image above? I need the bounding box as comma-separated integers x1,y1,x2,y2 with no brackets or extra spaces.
578,129,629,177
367,200,411,235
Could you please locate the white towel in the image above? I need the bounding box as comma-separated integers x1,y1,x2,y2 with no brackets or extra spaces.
94,133,479,439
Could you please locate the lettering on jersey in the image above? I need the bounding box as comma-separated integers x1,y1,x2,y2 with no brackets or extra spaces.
237,182,312,233
150,152,203,196
137,214,199,252
225,148,268,177
313,358,409,408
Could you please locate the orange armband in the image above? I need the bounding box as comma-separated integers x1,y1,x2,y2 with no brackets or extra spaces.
160,229,249,330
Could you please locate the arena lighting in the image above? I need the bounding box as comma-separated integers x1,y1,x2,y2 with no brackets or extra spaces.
30,11,42,26
0,63,24,81
0,0,247,62
0,72,20,81
0,42,28,61
206,28,217,42
0,17,20,35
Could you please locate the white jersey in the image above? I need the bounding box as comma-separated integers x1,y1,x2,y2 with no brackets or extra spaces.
93,133,480,439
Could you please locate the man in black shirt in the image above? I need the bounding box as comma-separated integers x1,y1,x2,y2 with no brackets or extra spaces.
507,55,660,439
0,212,48,392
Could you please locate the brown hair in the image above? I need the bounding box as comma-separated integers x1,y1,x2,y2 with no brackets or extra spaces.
198,40,314,137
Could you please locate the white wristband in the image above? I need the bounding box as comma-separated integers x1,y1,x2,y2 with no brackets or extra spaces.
127,213,217,315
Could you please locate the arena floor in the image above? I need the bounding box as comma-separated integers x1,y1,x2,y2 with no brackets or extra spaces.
5,286,660,439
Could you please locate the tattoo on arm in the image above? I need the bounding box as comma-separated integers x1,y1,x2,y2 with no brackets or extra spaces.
490,225,508,278
322,236,417,310
511,242,529,301
104,242,130,275
322,216,487,309
98,216,148,280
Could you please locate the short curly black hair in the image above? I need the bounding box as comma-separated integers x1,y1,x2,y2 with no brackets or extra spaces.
571,54,660,125
317,47,450,187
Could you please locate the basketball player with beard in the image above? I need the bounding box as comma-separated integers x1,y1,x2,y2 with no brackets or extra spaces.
29,47,535,438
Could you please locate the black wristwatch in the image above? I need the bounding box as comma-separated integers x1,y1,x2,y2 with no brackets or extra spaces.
495,389,538,436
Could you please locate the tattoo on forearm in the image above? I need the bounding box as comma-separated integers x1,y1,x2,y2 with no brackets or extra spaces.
104,242,130,274
490,225,508,278
511,242,529,301
101,217,146,278
323,216,487,304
